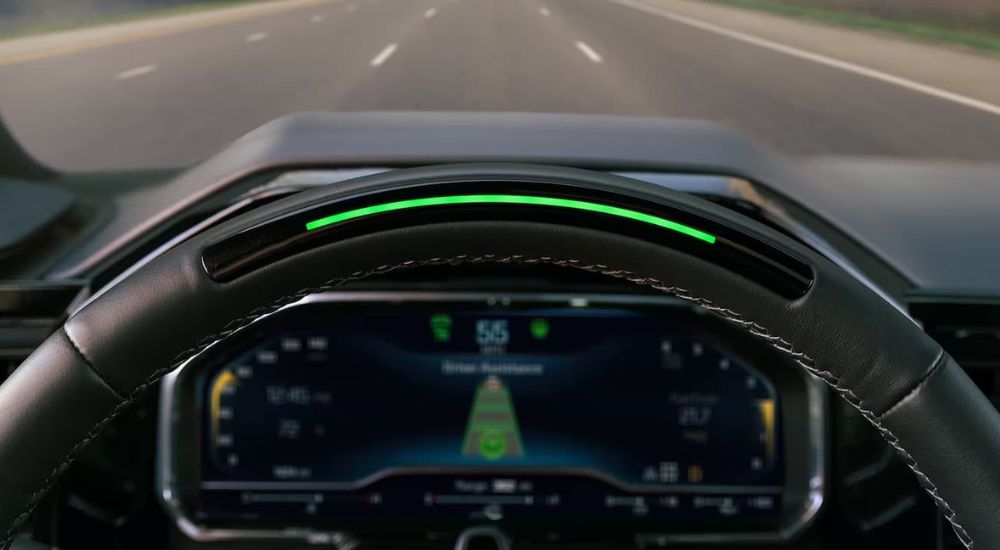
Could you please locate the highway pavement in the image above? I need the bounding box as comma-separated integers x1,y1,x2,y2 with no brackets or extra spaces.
2,0,1000,171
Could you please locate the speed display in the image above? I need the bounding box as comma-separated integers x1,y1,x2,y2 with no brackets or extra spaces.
160,293,822,542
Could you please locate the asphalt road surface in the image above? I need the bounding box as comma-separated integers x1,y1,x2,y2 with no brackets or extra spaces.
3,0,1000,171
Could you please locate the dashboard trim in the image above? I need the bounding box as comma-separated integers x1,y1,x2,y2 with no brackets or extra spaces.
81,170,909,319
199,177,814,298
157,291,827,546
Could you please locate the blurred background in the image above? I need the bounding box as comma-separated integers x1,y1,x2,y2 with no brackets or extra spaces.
1,0,999,171
0,1,256,34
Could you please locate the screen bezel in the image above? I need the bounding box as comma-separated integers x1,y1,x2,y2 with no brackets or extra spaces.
157,291,826,544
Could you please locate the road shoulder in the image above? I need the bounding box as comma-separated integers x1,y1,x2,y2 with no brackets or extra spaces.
0,0,333,66
615,0,1000,108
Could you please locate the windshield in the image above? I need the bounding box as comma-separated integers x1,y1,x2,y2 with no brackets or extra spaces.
1,0,999,171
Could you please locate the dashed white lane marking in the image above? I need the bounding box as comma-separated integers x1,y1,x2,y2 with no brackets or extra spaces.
245,32,268,42
115,64,157,80
539,6,551,16
575,40,603,63
370,43,398,67
424,7,438,18
610,0,1000,117
310,14,325,22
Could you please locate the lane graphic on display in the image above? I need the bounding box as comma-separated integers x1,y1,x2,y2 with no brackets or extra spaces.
461,376,524,460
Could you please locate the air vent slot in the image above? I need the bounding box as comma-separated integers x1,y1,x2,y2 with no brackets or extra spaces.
909,295,1000,408
908,293,1000,549
0,281,86,382
0,355,22,384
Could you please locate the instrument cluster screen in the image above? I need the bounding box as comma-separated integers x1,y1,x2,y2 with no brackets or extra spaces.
179,296,794,536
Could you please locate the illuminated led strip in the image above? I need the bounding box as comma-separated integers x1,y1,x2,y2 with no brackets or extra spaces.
304,194,717,244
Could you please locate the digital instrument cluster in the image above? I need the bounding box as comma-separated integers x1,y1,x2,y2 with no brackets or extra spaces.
158,292,824,544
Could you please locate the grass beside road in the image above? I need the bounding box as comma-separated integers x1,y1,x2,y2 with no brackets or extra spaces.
0,0,272,41
703,0,1000,55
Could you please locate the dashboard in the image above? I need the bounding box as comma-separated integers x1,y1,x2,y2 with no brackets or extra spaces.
159,292,824,545
5,113,997,550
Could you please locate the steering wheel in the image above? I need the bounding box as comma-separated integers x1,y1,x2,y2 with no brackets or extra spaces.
1,165,998,549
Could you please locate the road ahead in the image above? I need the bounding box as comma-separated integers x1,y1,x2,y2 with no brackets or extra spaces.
3,0,1000,171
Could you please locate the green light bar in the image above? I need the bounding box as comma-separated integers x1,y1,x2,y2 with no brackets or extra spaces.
304,194,716,244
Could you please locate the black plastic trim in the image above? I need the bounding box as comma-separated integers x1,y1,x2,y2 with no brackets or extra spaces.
202,181,813,298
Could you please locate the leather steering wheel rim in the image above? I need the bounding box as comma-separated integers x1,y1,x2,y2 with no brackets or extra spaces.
1,164,998,549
